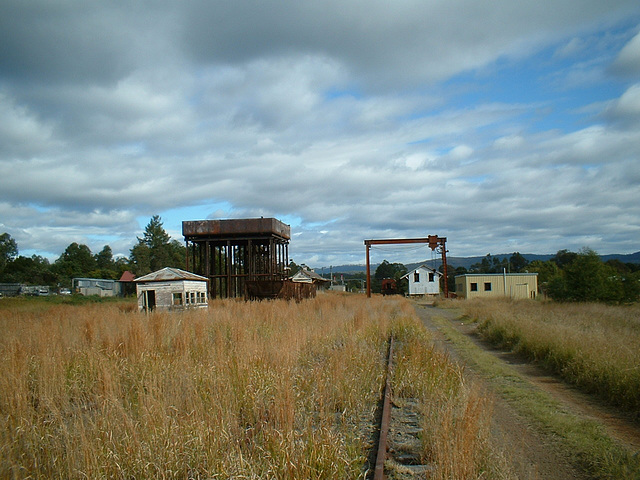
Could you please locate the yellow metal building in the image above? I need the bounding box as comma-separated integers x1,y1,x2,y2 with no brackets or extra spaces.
455,273,538,299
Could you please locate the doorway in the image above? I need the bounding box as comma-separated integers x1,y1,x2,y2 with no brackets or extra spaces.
144,290,156,312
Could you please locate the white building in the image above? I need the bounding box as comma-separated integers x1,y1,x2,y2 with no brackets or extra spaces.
401,265,442,297
134,267,209,312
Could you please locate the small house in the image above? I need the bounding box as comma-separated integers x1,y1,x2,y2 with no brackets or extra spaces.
134,267,209,312
401,265,442,297
455,273,538,300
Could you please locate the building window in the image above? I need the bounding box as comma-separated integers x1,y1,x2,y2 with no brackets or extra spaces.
172,293,183,305
470,283,478,291
429,273,435,282
190,292,196,304
484,282,492,291
414,272,420,282
197,292,206,304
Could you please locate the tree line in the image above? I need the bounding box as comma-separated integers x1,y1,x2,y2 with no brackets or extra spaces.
0,216,185,288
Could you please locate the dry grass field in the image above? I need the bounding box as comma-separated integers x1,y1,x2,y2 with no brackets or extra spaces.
0,293,493,479
459,298,640,415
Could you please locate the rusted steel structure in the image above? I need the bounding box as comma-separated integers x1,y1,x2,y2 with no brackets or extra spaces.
364,235,449,298
183,218,290,299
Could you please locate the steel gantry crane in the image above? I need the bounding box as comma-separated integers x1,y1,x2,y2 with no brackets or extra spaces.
364,235,449,298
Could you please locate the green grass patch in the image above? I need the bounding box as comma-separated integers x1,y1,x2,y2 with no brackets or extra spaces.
0,294,135,311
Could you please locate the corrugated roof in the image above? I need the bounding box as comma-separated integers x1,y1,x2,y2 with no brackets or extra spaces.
291,268,331,283
134,267,208,283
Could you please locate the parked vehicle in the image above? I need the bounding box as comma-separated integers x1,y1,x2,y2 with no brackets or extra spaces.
381,278,398,296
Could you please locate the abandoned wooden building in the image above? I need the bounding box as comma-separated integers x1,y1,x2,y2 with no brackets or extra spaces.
290,267,331,290
135,267,209,311
182,218,294,300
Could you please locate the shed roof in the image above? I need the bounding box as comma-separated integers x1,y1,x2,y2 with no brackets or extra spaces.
291,268,331,283
134,267,208,283
119,271,136,282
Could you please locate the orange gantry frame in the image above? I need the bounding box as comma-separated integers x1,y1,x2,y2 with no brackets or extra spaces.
364,235,448,298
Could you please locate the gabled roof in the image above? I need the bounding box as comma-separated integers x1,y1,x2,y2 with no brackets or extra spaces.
291,268,331,283
134,267,208,283
119,271,136,282
400,264,442,280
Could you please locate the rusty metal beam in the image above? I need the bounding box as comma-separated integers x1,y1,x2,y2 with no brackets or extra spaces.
365,237,435,246
366,244,372,297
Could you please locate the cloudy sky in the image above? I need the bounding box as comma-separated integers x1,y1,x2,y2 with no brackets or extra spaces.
1,1,639,267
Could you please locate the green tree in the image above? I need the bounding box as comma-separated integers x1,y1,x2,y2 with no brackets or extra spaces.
527,260,560,296
95,245,114,270
130,216,185,275
509,252,529,273
287,260,301,276
52,243,97,286
551,248,624,303
552,249,578,269
0,233,18,274
88,245,120,279
450,266,467,295
470,254,508,273
130,242,152,276
2,254,56,285
373,260,407,294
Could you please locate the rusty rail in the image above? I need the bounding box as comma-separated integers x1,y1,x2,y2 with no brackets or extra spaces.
374,335,395,480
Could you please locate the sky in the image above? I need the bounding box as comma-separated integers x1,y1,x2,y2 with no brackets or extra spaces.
1,1,640,268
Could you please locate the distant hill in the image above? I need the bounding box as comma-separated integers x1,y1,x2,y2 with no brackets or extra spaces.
315,252,640,274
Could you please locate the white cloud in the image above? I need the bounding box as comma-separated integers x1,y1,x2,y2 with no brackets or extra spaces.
611,30,640,75
0,1,639,265
606,83,640,125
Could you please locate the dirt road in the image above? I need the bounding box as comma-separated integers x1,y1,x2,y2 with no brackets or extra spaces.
412,302,640,480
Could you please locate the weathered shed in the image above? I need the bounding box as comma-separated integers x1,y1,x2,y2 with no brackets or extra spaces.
72,277,119,297
291,268,331,288
134,267,209,312
401,265,442,297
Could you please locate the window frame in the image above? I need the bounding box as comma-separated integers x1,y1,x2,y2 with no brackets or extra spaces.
172,292,183,305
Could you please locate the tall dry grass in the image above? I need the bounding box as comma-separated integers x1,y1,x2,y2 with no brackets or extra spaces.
391,318,499,480
0,294,496,479
461,298,640,414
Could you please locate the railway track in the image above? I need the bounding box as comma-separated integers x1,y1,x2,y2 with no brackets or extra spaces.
372,336,431,480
